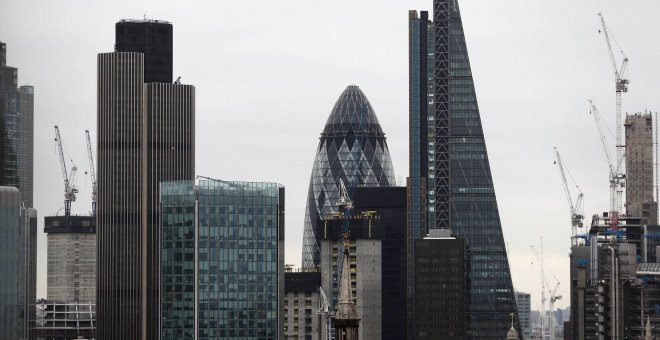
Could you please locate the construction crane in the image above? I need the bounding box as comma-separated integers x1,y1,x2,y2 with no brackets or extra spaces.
85,130,97,216
317,179,355,340
553,147,585,245
548,282,563,340
334,179,353,307
54,126,78,216
317,287,335,340
588,99,625,230
597,12,629,229
531,238,561,340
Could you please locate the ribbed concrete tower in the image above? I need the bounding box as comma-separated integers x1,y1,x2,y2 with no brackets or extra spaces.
334,248,360,340
302,85,395,268
97,19,195,340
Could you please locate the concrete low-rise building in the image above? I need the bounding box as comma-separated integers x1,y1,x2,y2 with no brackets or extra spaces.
283,270,322,339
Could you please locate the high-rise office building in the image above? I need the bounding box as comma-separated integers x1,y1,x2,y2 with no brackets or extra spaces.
97,19,195,340
18,85,33,208
0,186,20,340
0,42,34,208
317,186,407,340
0,187,36,339
45,215,96,303
413,229,466,339
302,85,396,269
407,11,435,337
625,113,657,225
408,2,520,338
18,206,37,340
515,291,532,340
160,179,284,339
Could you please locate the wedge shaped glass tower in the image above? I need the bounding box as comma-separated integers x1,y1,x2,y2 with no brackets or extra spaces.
408,1,520,338
302,85,396,268
436,1,519,337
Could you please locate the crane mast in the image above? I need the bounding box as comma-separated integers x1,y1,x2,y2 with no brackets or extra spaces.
553,147,584,245
85,130,97,216
588,100,622,230
531,238,562,340
598,12,629,229
317,287,335,340
54,126,78,216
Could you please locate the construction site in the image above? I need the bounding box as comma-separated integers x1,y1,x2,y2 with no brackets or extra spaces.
36,127,97,339
558,12,660,340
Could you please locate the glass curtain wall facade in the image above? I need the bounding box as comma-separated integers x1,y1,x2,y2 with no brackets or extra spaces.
0,44,19,188
0,43,34,208
302,85,396,268
407,11,436,338
0,187,20,340
18,207,37,340
18,85,33,208
161,179,284,340
418,0,520,338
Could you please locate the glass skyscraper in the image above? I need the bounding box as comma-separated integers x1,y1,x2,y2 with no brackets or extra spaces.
160,179,284,340
0,42,34,208
408,1,520,338
302,85,396,268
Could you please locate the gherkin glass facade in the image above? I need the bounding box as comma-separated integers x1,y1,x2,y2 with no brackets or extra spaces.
302,85,396,268
406,0,521,338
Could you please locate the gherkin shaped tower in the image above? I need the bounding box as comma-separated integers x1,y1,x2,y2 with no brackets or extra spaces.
302,85,396,268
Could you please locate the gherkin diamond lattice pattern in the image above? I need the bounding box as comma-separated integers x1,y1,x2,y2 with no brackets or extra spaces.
302,85,396,268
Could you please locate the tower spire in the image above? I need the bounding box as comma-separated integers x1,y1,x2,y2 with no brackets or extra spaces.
334,248,360,339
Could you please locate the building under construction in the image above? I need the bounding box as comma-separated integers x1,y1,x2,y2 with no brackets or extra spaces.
316,186,407,340
626,113,658,226
44,215,96,304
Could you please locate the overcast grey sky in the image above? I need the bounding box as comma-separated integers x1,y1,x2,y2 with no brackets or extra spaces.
2,0,659,311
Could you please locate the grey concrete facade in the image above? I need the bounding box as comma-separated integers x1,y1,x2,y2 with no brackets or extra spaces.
515,291,531,340
45,215,96,304
320,239,382,340
625,113,657,225
283,271,322,339
47,233,95,303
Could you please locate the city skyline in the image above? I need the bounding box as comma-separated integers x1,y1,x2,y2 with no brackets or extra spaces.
2,0,660,313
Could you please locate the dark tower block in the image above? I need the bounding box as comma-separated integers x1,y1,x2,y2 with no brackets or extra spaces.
115,19,173,83
409,3,520,338
98,19,194,340
424,0,520,337
97,52,144,340
97,56,195,340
